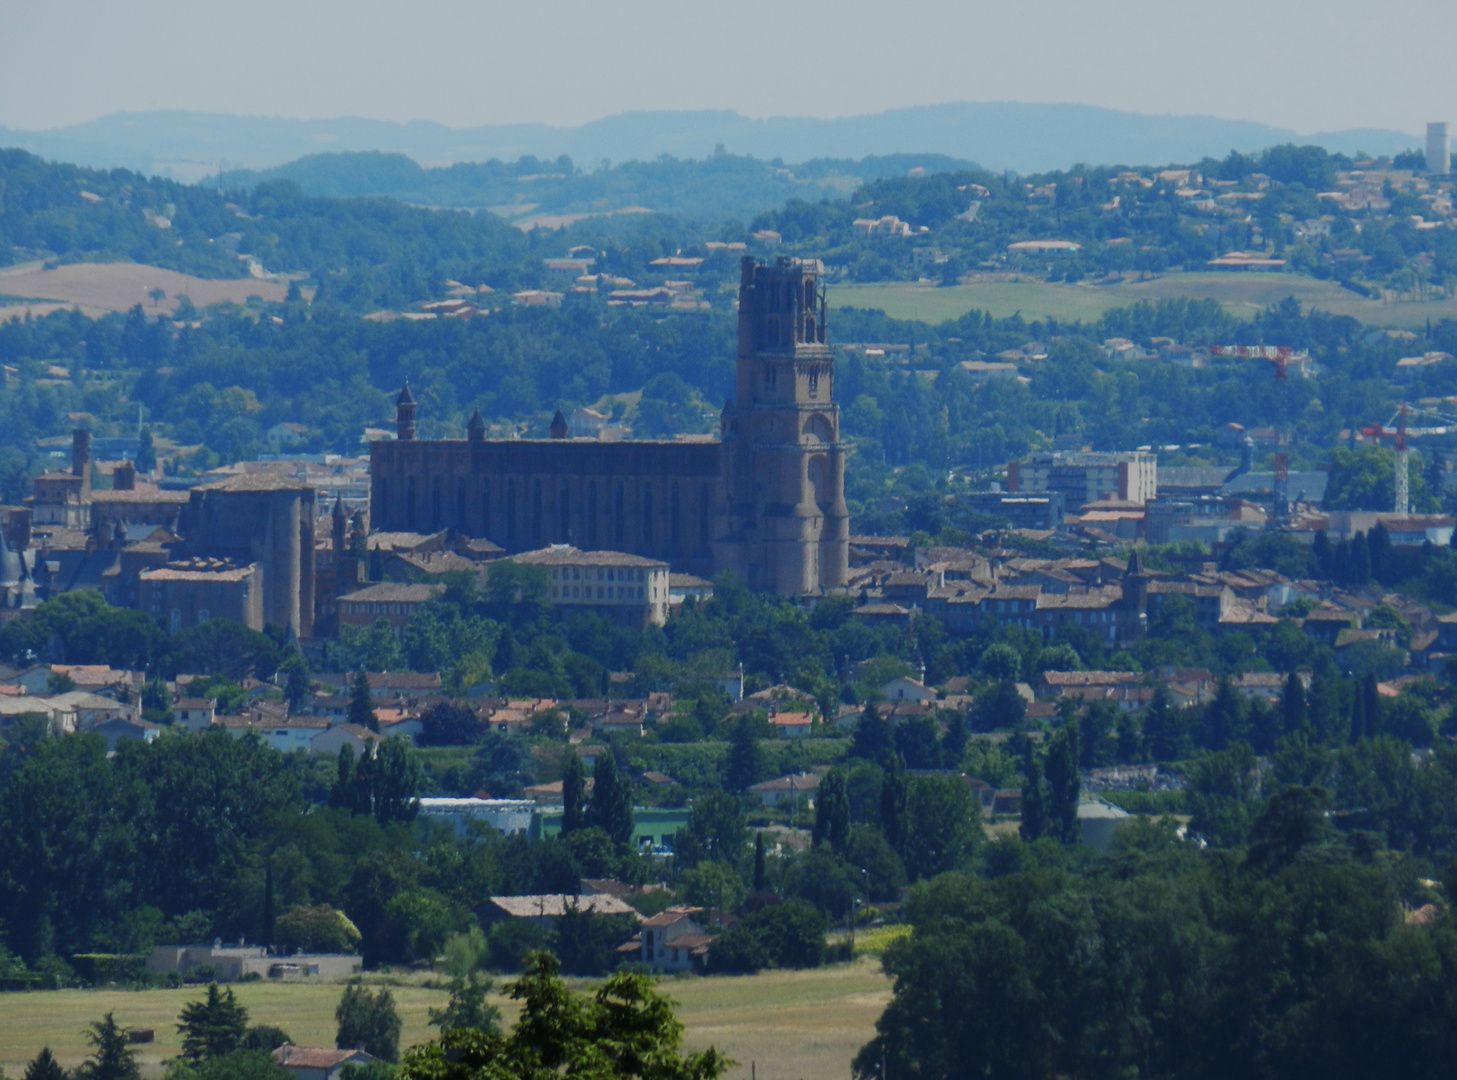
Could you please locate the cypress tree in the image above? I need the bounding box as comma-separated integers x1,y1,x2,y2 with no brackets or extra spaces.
1045,721,1082,845
177,983,249,1062
1019,738,1047,843
880,753,910,857
24,1048,66,1080
753,831,766,893
589,752,634,848
1349,679,1367,742
1363,674,1382,738
1282,672,1307,736
812,768,851,855
1312,530,1332,577
725,719,764,791
1351,533,1372,585
562,753,587,834
348,670,376,731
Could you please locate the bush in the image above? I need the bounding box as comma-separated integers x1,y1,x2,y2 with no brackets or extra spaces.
486,920,552,972
275,905,362,955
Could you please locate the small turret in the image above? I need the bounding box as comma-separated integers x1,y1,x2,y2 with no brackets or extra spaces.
395,381,417,441
549,410,569,439
467,409,487,443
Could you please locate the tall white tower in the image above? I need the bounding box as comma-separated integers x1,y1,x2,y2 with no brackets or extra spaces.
1427,122,1449,175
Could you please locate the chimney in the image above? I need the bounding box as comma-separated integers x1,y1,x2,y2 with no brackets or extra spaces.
113,461,136,491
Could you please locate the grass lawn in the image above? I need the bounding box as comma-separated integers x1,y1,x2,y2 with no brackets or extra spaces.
831,273,1457,329
0,960,891,1080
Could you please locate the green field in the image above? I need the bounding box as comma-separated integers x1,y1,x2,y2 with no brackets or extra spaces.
0,961,891,1080
830,273,1457,329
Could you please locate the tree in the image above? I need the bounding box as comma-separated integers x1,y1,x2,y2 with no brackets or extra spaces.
903,776,978,880
724,719,765,791
552,906,641,976
812,768,851,855
673,790,748,870
336,983,402,1063
372,738,421,826
348,670,377,731
1044,721,1081,844
588,751,633,848
80,1013,139,1080
428,972,501,1036
241,1025,293,1052
1018,736,1048,842
400,952,729,1080
1281,671,1307,736
275,904,362,954
284,659,310,713
880,753,909,857
135,426,156,473
178,982,250,1062
753,831,767,892
850,706,893,764
562,754,588,835
24,1048,66,1080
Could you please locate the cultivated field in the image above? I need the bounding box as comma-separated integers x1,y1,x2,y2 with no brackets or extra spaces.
831,272,1457,329
0,960,890,1080
0,260,291,320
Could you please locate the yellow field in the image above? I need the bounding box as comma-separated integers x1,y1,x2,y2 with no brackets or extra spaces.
0,961,890,1080
831,273,1457,329
0,260,291,319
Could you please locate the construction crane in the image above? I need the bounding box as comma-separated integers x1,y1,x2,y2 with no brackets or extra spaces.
1359,404,1457,514
1210,345,1310,523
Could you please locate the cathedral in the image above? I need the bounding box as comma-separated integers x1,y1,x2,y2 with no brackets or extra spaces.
369,256,850,595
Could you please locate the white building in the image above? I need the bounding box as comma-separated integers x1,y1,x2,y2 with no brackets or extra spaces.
1009,450,1157,507
509,546,671,627
1428,121,1450,175
417,797,537,836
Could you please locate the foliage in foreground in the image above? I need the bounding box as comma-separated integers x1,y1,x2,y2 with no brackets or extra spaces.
401,952,729,1080
856,794,1457,1080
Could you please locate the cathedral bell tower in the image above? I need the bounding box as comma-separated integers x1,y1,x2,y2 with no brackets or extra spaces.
717,257,849,594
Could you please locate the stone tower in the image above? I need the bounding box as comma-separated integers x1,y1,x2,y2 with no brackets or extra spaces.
396,382,417,441
717,257,849,594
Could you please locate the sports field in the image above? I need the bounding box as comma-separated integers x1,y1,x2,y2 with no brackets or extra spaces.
0,960,890,1080
830,273,1457,329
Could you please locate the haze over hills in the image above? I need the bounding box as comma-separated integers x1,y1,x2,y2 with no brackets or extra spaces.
0,103,1424,181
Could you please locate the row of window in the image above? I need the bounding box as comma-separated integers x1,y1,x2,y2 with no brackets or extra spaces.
343,602,416,616
550,566,649,583
552,584,647,602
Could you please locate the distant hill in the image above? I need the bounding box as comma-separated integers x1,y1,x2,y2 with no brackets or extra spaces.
0,104,1423,180
213,151,983,225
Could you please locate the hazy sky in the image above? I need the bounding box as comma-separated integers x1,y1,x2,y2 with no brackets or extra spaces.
2,0,1450,134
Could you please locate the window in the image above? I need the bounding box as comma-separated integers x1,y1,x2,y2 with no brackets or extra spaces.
808,368,819,397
